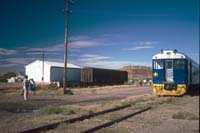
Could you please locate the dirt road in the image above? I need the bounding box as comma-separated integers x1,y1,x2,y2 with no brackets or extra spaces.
0,85,152,112
68,86,152,104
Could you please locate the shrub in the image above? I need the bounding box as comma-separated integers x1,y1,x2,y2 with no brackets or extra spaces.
0,72,16,82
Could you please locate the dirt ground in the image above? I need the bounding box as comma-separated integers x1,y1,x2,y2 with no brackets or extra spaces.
0,83,199,133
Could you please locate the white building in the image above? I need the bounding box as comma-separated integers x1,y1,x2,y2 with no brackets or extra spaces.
25,60,81,82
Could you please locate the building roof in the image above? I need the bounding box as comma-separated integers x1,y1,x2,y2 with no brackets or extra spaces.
25,60,82,68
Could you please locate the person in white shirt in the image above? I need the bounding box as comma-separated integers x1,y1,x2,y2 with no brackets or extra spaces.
22,75,29,100
143,79,147,86
149,79,152,86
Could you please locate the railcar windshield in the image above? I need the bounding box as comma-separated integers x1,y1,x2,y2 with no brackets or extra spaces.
153,60,164,69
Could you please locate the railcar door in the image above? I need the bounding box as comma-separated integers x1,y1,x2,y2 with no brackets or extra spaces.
165,60,173,82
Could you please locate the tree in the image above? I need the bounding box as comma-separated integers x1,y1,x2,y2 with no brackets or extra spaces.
0,72,16,82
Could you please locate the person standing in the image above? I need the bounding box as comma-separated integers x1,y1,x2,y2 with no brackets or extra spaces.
29,78,36,95
149,79,152,86
22,75,29,100
143,79,147,86
139,80,143,86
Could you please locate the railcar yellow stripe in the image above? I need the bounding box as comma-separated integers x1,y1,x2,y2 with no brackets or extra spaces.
153,84,186,96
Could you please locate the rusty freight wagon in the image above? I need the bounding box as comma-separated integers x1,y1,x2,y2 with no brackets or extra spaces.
81,67,128,85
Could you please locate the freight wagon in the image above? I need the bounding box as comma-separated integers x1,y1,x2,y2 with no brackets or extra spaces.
81,67,128,85
152,50,199,96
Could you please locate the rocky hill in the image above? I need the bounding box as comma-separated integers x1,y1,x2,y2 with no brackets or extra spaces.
120,65,152,83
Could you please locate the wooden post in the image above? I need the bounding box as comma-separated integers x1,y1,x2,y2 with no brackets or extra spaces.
63,0,69,94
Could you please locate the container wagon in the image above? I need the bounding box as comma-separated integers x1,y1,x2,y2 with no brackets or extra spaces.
81,67,128,85
152,49,199,96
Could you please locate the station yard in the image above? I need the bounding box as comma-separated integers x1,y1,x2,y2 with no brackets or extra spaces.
0,83,199,133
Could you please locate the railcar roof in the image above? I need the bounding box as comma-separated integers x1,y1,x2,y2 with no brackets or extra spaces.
152,50,187,60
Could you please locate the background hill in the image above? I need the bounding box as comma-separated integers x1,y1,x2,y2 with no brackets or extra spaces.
120,65,152,84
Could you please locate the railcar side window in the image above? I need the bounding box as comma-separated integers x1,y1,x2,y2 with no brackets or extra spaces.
174,60,185,69
154,60,163,69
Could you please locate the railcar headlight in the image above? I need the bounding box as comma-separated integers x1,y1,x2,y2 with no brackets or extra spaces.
160,49,164,54
153,72,158,77
173,49,177,54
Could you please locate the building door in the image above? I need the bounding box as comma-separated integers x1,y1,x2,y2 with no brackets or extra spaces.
165,60,173,82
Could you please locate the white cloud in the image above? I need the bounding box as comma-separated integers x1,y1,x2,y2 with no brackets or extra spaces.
125,45,154,51
80,60,151,69
0,63,18,67
124,41,157,51
76,54,150,69
69,40,98,48
3,58,36,65
25,35,99,54
69,35,90,41
78,54,111,62
26,52,60,55
68,53,80,57
26,44,63,52
26,52,43,55
0,48,17,55
137,41,157,45
45,58,64,63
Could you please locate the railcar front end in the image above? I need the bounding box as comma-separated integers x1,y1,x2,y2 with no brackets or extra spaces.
152,50,190,96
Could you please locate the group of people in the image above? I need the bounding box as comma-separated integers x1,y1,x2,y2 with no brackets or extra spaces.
22,75,36,100
139,79,152,86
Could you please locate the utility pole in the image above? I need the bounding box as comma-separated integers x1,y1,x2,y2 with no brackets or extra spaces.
63,0,73,95
42,50,44,84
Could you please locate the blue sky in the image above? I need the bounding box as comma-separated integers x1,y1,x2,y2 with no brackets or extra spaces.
0,0,199,71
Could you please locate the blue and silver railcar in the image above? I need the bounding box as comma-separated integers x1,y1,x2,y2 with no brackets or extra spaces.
152,50,199,96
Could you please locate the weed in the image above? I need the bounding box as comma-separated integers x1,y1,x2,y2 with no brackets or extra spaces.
88,110,95,115
57,123,68,130
109,114,120,121
103,113,120,121
172,112,199,120
99,126,129,133
40,105,77,115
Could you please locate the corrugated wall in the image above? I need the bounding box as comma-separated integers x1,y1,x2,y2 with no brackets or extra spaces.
81,67,128,85
50,67,81,82
81,68,93,82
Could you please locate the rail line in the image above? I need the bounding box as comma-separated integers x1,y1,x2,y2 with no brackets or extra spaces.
18,104,151,133
80,107,151,133
18,104,131,133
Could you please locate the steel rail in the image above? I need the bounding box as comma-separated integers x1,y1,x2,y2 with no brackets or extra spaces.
80,106,151,133
18,104,131,133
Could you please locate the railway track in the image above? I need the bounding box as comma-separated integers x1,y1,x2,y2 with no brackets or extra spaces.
18,104,151,133
80,107,151,133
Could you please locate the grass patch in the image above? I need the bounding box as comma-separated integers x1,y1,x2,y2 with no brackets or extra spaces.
172,112,199,120
109,114,121,121
88,110,95,115
99,127,130,133
40,105,79,115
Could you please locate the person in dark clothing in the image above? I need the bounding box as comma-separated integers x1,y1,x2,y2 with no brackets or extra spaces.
29,78,36,95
